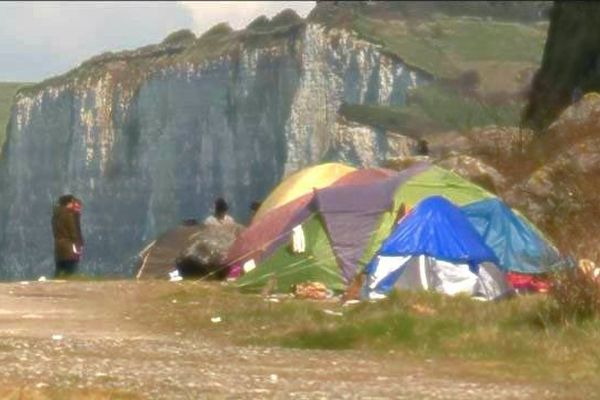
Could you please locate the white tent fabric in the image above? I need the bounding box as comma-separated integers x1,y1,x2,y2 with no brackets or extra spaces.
366,255,509,301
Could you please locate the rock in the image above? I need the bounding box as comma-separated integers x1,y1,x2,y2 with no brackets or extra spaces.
383,155,431,171
460,125,534,159
507,95,600,260
331,116,417,167
437,153,506,194
175,223,243,280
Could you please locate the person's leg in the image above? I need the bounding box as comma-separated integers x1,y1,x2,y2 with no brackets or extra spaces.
55,260,68,278
67,261,79,277
55,260,78,278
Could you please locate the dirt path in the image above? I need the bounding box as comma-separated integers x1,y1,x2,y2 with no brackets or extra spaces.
0,281,560,399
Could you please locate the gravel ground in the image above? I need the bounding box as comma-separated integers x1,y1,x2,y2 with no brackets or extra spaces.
0,281,562,399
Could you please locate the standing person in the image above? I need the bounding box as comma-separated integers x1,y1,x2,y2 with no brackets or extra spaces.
52,195,84,278
204,197,236,226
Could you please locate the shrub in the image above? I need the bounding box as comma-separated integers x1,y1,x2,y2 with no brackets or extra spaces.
270,9,302,27
246,15,270,31
161,29,196,46
199,23,234,40
539,267,600,325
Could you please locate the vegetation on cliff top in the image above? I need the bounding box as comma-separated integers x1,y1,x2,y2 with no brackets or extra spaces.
17,9,305,97
10,2,547,141
17,3,549,98
0,82,29,150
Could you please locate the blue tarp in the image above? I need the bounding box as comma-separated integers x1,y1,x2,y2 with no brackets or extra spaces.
375,196,499,270
461,198,561,274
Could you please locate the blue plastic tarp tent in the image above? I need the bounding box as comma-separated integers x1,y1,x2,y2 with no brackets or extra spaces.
364,196,509,300
461,198,561,274
375,196,499,268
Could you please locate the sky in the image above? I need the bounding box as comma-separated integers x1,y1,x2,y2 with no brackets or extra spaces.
0,1,316,83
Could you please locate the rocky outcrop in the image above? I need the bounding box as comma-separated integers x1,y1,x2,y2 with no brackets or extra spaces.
510,94,600,260
437,153,506,194
0,18,427,279
523,2,600,130
331,116,417,167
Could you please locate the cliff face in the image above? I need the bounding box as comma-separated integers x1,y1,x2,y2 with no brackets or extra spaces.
0,21,427,279
523,2,600,130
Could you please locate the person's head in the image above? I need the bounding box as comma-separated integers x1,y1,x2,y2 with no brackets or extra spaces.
58,194,76,208
72,198,82,213
214,198,228,219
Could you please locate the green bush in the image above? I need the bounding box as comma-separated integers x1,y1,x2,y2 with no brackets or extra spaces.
161,29,196,46
538,268,600,325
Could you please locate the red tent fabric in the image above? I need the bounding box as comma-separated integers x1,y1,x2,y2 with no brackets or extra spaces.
506,271,551,293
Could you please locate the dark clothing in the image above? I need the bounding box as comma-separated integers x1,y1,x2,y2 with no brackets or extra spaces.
55,260,78,278
74,211,84,247
51,205,83,262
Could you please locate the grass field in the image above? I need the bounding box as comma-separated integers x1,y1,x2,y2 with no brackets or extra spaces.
353,15,547,90
338,14,546,135
130,281,600,396
341,84,524,136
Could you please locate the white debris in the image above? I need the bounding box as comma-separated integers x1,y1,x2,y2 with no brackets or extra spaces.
169,270,183,282
322,309,343,317
37,276,47,282
242,259,256,273
211,316,222,323
51,334,63,341
269,374,279,384
19,281,30,285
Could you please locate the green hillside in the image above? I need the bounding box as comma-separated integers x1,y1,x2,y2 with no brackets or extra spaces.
0,82,29,150
311,2,548,135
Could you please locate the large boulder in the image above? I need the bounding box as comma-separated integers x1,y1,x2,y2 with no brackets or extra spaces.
437,153,507,194
176,223,243,279
507,94,600,260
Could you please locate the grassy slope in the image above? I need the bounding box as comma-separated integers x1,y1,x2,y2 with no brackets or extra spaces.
0,82,28,149
132,282,600,397
342,14,548,134
353,15,546,81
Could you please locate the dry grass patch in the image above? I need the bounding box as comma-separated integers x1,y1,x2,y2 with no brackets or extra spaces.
0,386,142,400
127,281,600,393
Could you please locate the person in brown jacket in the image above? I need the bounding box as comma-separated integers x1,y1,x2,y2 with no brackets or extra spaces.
52,195,84,278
